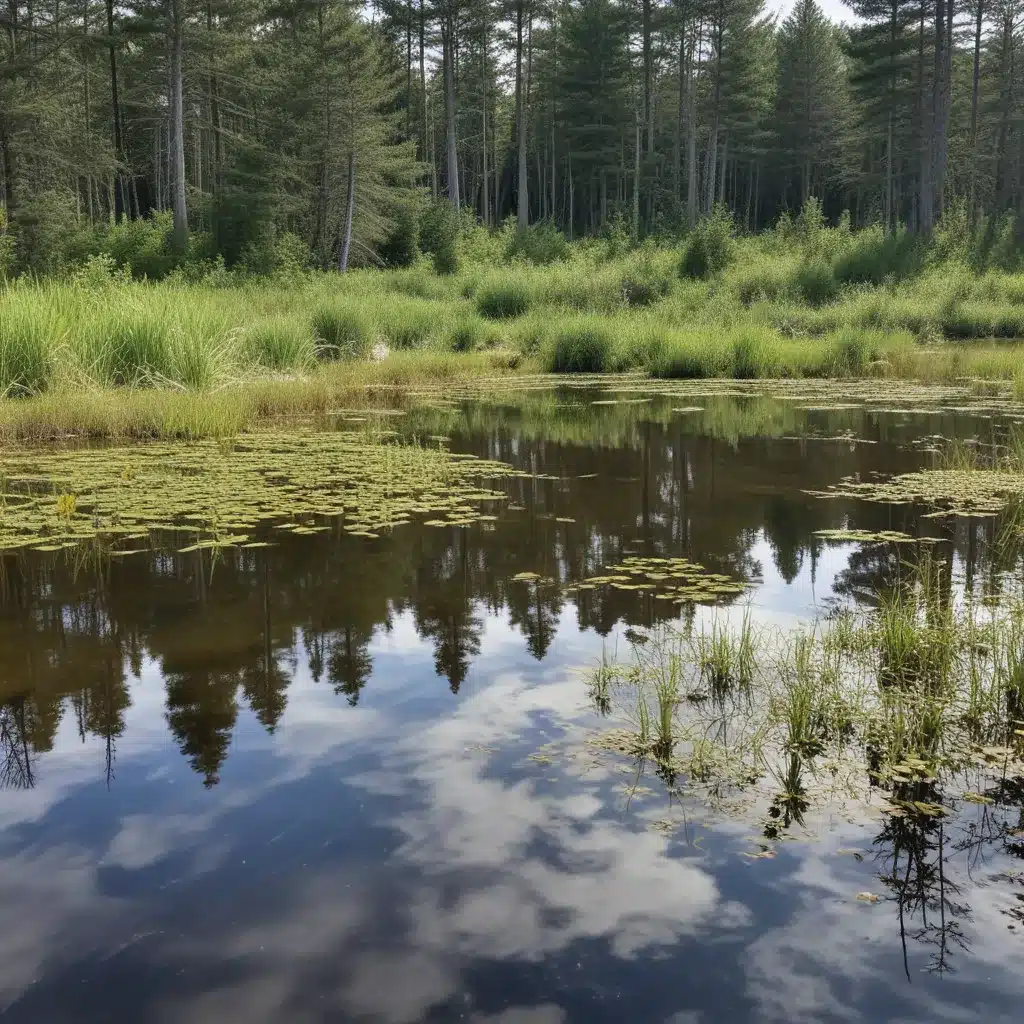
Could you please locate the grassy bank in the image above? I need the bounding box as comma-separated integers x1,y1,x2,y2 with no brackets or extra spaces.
5,217,1024,406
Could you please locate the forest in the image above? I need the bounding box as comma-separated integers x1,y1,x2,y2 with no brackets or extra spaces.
1,0,1021,271
3,0,1024,412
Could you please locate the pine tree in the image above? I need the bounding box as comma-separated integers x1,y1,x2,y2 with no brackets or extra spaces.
774,0,849,208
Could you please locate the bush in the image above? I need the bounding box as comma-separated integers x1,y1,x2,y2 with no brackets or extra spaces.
311,304,372,358
477,280,531,319
0,207,17,281
680,206,734,279
546,319,613,372
378,204,421,268
620,264,672,307
504,222,569,265
419,200,461,276
794,259,839,306
733,260,791,304
834,226,924,286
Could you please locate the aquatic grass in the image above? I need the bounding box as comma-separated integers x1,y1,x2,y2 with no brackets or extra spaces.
696,611,757,694
589,645,616,716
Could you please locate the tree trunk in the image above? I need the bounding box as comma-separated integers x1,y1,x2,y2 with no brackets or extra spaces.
516,2,529,230
106,0,125,222
633,116,640,238
969,0,984,222
339,151,355,272
642,0,653,153
687,19,700,227
481,27,489,225
207,1,222,197
168,0,188,254
442,14,459,210
419,0,429,174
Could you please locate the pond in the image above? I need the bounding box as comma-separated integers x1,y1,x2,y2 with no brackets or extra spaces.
1,382,1023,1023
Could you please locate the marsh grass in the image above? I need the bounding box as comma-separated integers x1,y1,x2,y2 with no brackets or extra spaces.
7,231,1024,401
696,609,757,694
592,556,1024,828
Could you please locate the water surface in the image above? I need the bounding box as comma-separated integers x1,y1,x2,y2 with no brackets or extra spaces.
1,389,1022,1023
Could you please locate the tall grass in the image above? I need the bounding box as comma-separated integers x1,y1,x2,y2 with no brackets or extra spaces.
6,218,1024,400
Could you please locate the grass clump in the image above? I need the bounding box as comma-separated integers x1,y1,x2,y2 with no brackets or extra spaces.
545,318,614,373
311,303,372,359
476,280,532,320
244,317,317,371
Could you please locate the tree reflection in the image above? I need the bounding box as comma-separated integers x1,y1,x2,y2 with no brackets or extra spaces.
0,399,1016,795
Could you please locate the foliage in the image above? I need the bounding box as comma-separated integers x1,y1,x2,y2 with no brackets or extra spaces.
680,208,735,279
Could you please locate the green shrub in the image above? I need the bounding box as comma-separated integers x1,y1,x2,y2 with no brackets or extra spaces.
546,319,613,372
504,222,569,265
794,259,839,306
311,304,372,358
0,207,17,281
733,260,791,304
433,237,460,276
419,199,461,276
680,206,734,279
378,204,421,268
620,267,672,307
834,226,925,286
477,280,531,319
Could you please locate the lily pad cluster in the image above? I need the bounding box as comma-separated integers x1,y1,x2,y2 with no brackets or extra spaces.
809,468,1024,517
566,555,747,604
0,430,519,553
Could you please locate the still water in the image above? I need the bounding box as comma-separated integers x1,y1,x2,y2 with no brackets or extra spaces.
1,389,1022,1023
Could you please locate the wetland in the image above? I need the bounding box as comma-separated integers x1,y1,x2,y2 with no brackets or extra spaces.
1,379,1023,1023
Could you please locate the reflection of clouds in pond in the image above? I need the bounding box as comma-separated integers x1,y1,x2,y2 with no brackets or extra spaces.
155,655,737,1022
0,847,120,1010
362,669,742,963
743,841,1022,1024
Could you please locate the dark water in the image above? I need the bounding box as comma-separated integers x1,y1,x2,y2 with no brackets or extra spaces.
1,392,1022,1023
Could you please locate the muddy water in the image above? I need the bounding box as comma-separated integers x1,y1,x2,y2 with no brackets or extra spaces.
0,391,1022,1023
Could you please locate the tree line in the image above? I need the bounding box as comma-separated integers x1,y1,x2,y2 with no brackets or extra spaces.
1,0,1022,272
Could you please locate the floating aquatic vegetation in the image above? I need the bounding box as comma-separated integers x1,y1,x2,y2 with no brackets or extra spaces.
0,429,519,553
567,555,747,605
809,468,1023,516
813,528,919,544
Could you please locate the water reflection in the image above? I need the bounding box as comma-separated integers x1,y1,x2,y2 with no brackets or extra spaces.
0,397,1022,1022
0,401,1014,791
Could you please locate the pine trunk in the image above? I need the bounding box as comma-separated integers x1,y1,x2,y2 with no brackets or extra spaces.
516,3,529,230
339,151,355,272
168,0,188,254
443,16,460,211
